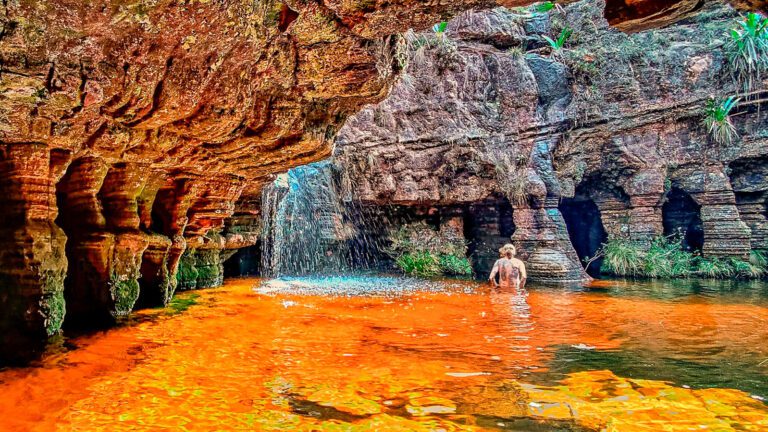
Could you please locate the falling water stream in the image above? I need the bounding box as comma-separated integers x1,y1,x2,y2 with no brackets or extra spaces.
260,161,383,278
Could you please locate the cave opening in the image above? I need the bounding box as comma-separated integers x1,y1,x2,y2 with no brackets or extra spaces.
224,242,262,277
463,195,516,277
662,187,704,252
559,197,607,277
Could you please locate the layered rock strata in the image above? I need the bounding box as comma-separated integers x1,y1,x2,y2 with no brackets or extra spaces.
334,0,768,281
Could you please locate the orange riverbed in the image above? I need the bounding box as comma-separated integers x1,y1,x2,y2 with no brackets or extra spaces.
0,277,766,431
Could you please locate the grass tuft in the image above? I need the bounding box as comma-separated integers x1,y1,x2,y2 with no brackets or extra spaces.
396,251,441,277
594,236,765,279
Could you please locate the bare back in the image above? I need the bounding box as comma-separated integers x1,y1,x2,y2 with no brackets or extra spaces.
491,257,526,288
496,259,519,287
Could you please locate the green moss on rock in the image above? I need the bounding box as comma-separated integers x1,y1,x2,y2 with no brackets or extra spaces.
194,249,223,288
176,250,199,290
110,276,141,316
40,269,67,336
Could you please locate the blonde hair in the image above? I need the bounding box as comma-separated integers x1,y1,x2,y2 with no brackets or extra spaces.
499,244,516,258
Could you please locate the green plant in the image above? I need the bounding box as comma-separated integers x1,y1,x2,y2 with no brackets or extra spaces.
694,256,735,278
439,254,473,276
751,249,768,267
725,12,768,92
508,46,525,59
432,21,448,36
491,151,530,207
534,1,556,13
731,257,765,278
396,251,441,277
704,96,740,146
543,26,572,51
387,222,472,278
643,236,693,278
592,236,768,280
600,238,643,277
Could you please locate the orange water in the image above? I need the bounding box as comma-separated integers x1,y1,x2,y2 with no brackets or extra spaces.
1,277,767,431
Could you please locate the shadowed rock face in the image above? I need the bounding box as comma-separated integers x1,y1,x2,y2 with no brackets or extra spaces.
334,0,768,282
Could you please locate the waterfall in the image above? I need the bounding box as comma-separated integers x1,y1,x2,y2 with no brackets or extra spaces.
260,160,382,278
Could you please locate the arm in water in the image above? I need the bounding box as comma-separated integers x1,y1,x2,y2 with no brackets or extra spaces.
489,260,500,287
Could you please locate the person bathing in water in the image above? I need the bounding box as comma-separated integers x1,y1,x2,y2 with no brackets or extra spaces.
489,244,527,290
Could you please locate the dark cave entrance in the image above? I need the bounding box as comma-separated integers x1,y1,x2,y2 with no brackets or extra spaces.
224,243,262,277
463,195,516,277
559,197,607,278
662,187,704,252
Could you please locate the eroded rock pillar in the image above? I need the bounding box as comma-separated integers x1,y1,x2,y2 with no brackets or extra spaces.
734,192,768,251
509,141,589,283
0,144,68,362
626,193,664,247
512,201,589,283
682,168,751,258
138,176,203,306
56,158,149,325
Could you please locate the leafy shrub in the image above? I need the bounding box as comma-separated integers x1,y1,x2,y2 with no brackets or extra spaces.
387,222,473,278
750,249,768,267
396,251,441,277
730,257,765,278
725,12,768,92
386,221,466,258
704,96,740,146
439,254,473,276
643,237,693,278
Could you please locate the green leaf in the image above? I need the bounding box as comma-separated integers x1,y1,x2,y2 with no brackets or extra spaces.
433,21,448,34
535,1,555,12
542,35,558,49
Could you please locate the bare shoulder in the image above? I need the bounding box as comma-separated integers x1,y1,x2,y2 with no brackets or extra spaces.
511,258,526,267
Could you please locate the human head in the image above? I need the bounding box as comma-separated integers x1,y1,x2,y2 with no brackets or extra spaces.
499,244,516,259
